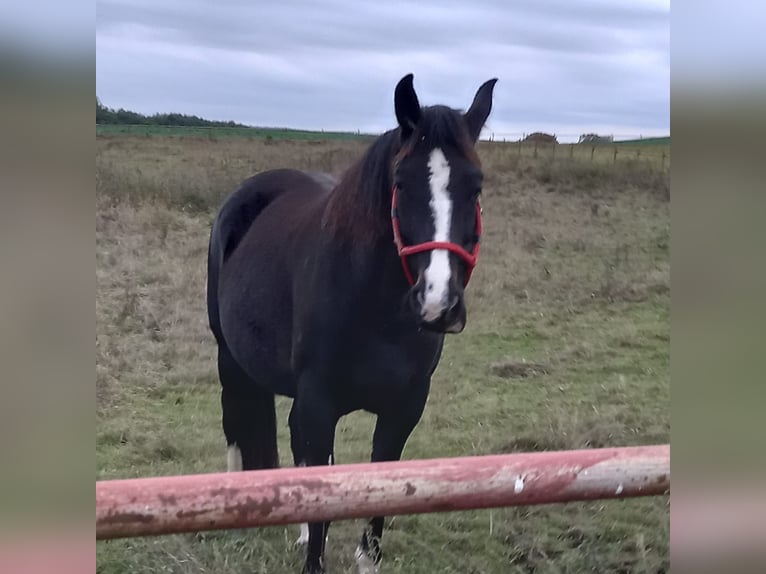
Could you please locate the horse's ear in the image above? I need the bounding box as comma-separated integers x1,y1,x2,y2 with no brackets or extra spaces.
464,78,498,142
394,73,421,140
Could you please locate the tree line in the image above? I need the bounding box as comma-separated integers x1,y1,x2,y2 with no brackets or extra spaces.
96,97,249,128
520,132,615,145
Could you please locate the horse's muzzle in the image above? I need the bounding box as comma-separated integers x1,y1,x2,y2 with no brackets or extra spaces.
408,282,467,334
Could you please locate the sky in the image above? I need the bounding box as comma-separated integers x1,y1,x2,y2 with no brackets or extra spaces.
96,0,670,142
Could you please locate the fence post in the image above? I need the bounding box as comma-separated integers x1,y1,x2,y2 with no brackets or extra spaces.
613,147,618,164
591,146,595,162
661,152,666,171
534,141,538,158
551,143,556,160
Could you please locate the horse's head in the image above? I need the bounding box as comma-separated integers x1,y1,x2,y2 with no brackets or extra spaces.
391,74,497,334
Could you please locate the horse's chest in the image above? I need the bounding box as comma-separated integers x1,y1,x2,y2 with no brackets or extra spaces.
342,332,442,394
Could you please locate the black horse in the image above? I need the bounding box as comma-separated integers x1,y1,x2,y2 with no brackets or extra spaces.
207,74,497,574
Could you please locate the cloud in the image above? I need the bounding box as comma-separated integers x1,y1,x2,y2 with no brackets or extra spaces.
96,0,669,141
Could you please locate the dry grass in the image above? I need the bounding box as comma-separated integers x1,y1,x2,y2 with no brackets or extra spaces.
96,135,363,212
96,134,669,573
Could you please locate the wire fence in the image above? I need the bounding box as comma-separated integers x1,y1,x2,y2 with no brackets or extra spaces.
96,124,670,171
484,132,668,144
479,138,670,172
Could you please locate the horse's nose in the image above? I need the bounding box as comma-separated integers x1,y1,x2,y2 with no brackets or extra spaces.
408,279,427,311
408,274,464,326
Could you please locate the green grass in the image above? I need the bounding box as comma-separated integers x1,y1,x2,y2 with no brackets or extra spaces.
96,135,669,573
614,136,670,146
96,123,373,141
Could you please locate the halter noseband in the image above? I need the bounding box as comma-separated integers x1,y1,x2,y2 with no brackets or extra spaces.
390,185,482,287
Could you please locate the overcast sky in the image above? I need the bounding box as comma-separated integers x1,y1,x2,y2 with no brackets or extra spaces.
96,0,670,142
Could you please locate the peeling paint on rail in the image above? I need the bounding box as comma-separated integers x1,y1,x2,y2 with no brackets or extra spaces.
96,445,670,540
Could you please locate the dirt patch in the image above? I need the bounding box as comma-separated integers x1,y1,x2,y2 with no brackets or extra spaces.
489,359,551,379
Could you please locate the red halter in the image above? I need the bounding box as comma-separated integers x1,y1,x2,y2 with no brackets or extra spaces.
391,185,482,287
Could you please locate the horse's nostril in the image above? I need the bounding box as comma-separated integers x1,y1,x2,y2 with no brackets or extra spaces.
418,287,426,306
448,295,460,311
408,283,426,311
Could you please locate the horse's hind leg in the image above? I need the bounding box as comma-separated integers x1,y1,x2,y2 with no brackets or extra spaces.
218,345,279,471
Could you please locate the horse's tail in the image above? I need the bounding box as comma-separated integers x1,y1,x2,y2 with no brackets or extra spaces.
207,169,335,342
207,176,282,471
207,175,277,344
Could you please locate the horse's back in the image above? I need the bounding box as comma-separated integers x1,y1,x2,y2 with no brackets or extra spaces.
210,169,334,267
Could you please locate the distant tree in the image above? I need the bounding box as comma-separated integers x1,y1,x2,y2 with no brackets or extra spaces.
97,97,117,124
578,133,613,144
523,132,558,144
96,96,250,128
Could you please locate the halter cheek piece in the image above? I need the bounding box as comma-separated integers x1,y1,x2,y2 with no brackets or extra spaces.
390,185,482,287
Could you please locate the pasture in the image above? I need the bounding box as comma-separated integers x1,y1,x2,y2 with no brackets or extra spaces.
96,123,373,141
96,134,669,573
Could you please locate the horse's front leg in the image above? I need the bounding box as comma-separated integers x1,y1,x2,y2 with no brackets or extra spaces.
356,388,428,574
294,386,338,574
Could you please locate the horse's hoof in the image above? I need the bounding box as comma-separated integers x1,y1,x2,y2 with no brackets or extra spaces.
354,546,380,574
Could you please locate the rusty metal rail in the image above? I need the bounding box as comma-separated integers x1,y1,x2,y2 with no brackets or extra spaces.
96,444,669,539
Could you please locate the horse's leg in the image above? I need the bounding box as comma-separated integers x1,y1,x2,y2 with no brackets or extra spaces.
289,401,310,546
294,387,337,574
355,394,428,574
219,345,279,471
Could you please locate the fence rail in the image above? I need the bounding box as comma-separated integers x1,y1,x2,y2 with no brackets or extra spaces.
96,444,669,540
478,140,670,171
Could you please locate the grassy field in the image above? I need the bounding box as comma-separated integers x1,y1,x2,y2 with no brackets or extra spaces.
96,123,374,141
96,134,669,573
96,124,670,168
491,140,670,170
615,136,670,146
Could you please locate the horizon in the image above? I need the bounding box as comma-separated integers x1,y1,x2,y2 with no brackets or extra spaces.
97,1,670,145
95,98,670,144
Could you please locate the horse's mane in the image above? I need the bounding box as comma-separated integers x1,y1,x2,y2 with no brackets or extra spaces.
321,129,400,242
321,106,478,243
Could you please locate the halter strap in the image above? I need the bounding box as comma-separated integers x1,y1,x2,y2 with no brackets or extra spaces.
390,185,482,287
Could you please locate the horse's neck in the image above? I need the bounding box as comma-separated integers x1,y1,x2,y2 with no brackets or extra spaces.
362,235,410,299
331,132,396,228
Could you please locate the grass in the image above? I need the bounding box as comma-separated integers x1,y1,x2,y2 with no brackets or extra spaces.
96,123,374,141
614,136,670,146
96,124,670,169
479,140,670,172
96,134,669,573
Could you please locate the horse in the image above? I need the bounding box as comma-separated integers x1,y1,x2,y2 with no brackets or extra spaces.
206,73,497,574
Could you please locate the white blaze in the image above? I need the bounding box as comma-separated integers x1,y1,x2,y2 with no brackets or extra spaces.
422,148,453,322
